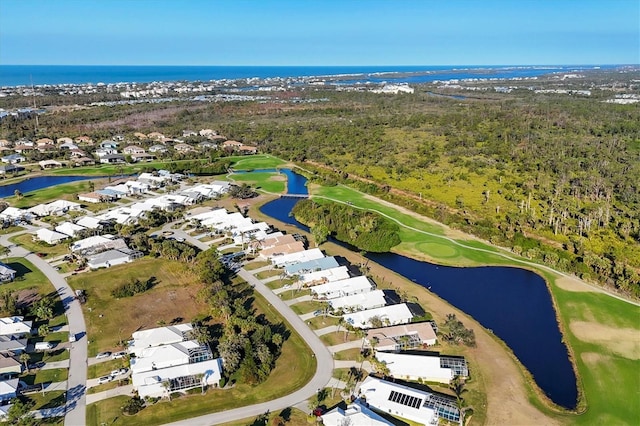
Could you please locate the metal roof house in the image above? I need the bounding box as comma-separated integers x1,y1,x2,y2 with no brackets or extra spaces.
343,303,414,329
283,255,339,276
0,263,16,282
311,276,375,300
321,401,393,426
328,289,387,312
374,351,468,384
365,322,438,351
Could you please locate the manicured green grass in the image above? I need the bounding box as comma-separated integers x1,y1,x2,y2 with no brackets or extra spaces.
289,301,325,315
278,288,311,302
9,234,70,259
314,181,640,424
231,171,286,193
49,161,183,176
21,368,68,385
25,391,66,410
229,154,287,170
306,316,340,330
243,260,271,270
255,269,283,279
7,180,97,208
332,348,361,361
28,349,69,364
88,359,128,379
0,225,24,234
320,331,360,347
217,407,310,426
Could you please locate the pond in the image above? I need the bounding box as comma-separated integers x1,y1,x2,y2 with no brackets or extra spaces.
259,169,578,409
0,175,98,198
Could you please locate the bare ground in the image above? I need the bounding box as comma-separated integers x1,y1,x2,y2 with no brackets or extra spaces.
570,321,640,360
555,275,602,293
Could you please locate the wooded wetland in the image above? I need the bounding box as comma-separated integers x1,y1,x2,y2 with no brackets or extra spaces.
4,69,638,299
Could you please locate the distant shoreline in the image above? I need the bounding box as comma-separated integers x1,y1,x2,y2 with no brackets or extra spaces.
0,64,618,88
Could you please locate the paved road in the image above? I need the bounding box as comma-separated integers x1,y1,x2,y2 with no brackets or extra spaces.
42,360,70,370
0,234,88,426
161,267,334,426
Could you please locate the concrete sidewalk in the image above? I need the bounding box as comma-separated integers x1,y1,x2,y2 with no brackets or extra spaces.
86,384,133,404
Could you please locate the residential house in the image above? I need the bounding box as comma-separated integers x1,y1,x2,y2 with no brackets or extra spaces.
328,289,387,312
321,401,393,426
39,159,63,169
78,192,106,204
36,137,54,146
1,154,26,164
221,140,243,151
87,248,141,269
343,303,414,329
148,144,168,154
56,137,74,145
0,378,18,404
0,263,16,282
46,199,82,215
271,248,325,268
365,322,438,351
94,148,118,157
59,142,79,150
259,241,306,260
130,153,155,162
0,317,32,338
133,132,148,140
359,376,451,425
35,228,69,245
99,140,119,149
182,130,197,138
147,132,165,141
198,141,217,150
0,164,23,176
74,136,94,145
283,256,340,276
128,324,194,357
55,221,86,238
72,157,95,166
12,145,35,154
300,266,351,287
238,145,258,154
0,207,32,224
0,338,27,356
374,351,469,384
75,216,104,230
311,276,375,300
100,154,126,164
0,355,22,376
123,146,146,155
173,143,194,153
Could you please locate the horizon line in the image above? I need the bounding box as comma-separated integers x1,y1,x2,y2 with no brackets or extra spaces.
1,63,635,67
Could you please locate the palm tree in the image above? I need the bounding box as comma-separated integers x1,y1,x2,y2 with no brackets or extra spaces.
19,352,30,371
449,375,468,426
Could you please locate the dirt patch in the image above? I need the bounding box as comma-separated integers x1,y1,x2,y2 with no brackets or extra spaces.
555,275,601,293
570,321,640,360
270,175,286,181
581,352,607,364
15,289,40,309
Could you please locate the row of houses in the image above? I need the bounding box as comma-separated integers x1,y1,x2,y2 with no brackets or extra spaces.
127,323,223,398
0,316,33,408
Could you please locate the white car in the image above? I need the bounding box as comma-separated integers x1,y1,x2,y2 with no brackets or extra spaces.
98,376,112,385
96,352,111,359
111,351,127,359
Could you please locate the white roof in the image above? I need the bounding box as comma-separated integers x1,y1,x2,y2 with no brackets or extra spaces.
343,304,413,329
47,199,81,211
300,266,350,285
35,228,69,244
76,216,102,229
329,289,387,311
0,316,32,336
0,207,27,219
0,263,16,277
311,276,374,299
271,248,325,267
131,340,200,373
28,204,50,217
55,221,86,237
103,184,129,195
359,376,438,425
375,352,454,383
366,322,438,350
70,235,111,252
322,401,393,426
133,358,222,398
129,323,193,356
0,378,18,397
191,208,228,221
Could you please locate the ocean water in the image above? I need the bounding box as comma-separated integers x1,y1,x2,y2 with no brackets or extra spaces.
0,65,611,87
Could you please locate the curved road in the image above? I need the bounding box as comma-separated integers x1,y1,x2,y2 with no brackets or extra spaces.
0,233,87,426
160,227,335,426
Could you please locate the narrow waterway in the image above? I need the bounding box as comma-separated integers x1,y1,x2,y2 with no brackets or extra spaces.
259,169,578,409
0,175,98,198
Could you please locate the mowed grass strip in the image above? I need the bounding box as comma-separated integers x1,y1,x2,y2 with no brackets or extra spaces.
86,278,316,426
229,154,287,170
10,234,70,259
231,171,286,193
66,258,208,356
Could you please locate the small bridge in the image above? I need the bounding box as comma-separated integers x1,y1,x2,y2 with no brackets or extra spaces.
279,194,309,199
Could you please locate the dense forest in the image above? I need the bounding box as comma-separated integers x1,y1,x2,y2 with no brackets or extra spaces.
292,199,401,252
1,70,639,297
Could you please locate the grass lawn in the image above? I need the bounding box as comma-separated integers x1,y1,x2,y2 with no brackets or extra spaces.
229,154,287,170
0,225,24,234
49,160,188,176
320,331,360,347
28,348,69,364
243,260,271,271
9,234,70,259
255,269,283,280
289,300,326,315
88,379,130,395
7,180,97,208
21,368,68,385
88,359,129,379
66,258,209,356
231,171,286,194
332,348,362,361
0,257,55,297
25,391,66,410
278,288,311,302
86,273,316,426
306,316,340,330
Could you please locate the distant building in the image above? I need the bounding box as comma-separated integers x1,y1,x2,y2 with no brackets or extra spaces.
0,263,16,282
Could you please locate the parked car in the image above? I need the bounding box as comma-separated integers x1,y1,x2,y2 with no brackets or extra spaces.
35,342,53,351
98,376,112,385
117,368,129,376
112,351,127,359
176,237,185,242
96,352,111,359
27,362,45,370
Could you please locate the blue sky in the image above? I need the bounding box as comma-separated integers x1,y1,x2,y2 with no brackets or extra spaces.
0,0,638,65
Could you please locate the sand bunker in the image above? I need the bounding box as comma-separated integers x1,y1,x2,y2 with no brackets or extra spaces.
570,321,640,360
555,275,601,293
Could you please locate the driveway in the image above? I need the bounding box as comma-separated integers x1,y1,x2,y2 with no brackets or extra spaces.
160,268,334,426
0,233,88,426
